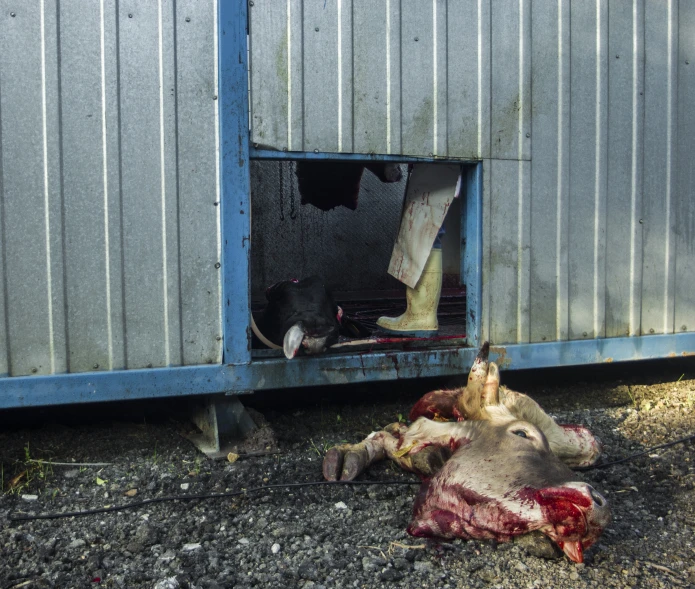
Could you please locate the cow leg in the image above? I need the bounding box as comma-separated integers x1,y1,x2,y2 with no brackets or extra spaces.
323,428,403,482
323,420,463,481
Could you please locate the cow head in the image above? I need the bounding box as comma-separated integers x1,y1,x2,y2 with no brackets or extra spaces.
323,343,610,563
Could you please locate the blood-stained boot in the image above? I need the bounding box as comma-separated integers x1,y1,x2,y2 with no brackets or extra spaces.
377,248,442,336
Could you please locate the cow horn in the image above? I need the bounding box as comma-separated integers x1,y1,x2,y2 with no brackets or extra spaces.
283,324,306,359
457,342,490,419
482,361,501,406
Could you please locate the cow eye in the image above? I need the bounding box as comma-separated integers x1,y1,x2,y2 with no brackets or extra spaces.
512,429,528,439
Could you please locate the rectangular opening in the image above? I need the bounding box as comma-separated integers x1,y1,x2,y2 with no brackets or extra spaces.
248,158,479,358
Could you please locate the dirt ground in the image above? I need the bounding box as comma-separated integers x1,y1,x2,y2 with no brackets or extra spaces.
0,358,694,588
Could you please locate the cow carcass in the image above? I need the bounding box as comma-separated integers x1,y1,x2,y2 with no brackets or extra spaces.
323,343,610,563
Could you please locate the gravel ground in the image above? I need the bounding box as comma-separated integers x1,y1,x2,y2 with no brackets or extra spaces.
1,359,694,589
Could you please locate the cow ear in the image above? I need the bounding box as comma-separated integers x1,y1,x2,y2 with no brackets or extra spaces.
283,324,305,359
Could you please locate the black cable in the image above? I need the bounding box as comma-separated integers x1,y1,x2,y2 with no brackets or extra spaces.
9,433,695,522
574,432,695,471
9,479,419,522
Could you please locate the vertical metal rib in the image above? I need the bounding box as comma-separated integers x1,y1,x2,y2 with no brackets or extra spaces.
286,0,292,150
433,0,438,151
478,0,483,155
556,0,565,340
157,0,170,365
517,0,525,342
99,0,113,369
663,0,673,332
337,0,343,151
386,0,391,151
593,0,603,337
40,0,56,372
213,0,222,348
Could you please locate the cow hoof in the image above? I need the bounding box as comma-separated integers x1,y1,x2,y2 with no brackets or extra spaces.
341,450,367,481
323,447,345,481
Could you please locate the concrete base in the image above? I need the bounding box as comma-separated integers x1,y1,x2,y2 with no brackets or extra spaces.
185,394,258,459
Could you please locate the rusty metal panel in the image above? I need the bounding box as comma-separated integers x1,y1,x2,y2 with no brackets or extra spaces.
0,0,220,376
675,0,695,336
605,0,645,339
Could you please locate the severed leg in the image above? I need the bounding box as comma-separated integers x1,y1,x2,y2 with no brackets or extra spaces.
323,420,474,482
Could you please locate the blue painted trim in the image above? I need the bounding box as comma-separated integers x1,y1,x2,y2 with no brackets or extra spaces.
486,333,695,371
0,365,231,409
1,333,693,408
463,162,483,348
218,0,251,364
251,147,478,164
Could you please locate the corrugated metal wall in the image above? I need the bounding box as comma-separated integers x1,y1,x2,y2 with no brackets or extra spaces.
0,0,221,377
249,0,695,345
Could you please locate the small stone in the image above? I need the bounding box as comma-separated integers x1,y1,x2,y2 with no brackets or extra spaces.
334,501,348,510
180,483,190,491
570,572,580,581
21,494,38,501
380,568,404,582
298,560,319,581
515,562,529,573
271,543,281,554
154,577,180,589
182,543,202,552
68,539,86,550
124,489,137,497
414,561,434,573
238,538,250,545
64,469,79,478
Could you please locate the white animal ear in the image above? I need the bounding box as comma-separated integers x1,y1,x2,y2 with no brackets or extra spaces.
283,324,305,359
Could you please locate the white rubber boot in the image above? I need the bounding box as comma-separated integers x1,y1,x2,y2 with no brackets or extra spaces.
377,248,442,336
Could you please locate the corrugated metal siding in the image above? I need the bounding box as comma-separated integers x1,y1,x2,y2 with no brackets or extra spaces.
249,0,694,345
0,0,221,377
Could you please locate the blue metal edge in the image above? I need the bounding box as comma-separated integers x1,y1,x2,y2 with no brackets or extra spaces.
250,147,478,164
218,0,251,364
462,162,483,348
1,333,693,408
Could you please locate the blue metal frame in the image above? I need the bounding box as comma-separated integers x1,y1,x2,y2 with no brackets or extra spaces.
250,147,478,164
1,334,693,408
462,163,483,348
219,0,251,365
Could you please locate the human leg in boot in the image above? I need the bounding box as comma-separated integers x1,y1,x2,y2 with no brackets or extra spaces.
377,163,460,336
377,245,443,336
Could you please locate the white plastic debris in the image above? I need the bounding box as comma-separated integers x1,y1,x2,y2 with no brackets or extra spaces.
271,543,281,554
334,501,348,510
21,494,38,501
182,543,201,552
180,483,190,491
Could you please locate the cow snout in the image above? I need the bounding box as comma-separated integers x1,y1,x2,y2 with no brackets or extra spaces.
589,486,606,508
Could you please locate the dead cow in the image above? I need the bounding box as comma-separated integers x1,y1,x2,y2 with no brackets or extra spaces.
323,343,611,563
